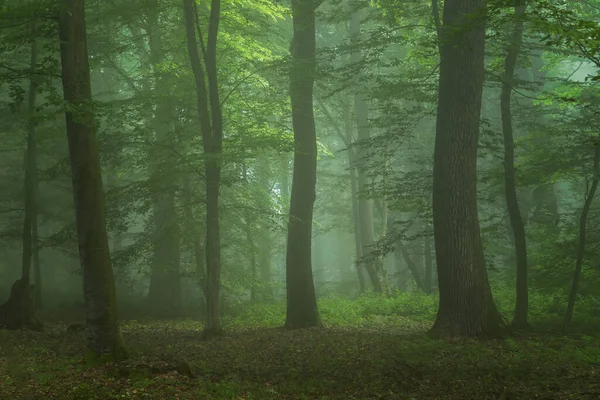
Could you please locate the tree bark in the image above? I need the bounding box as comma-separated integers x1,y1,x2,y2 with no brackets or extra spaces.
284,0,321,329
500,0,529,329
430,0,505,338
564,145,600,332
183,0,224,338
58,0,126,360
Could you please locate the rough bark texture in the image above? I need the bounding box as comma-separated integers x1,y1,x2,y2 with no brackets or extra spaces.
564,145,600,331
430,0,505,338
183,0,223,338
284,0,321,329
58,0,126,361
349,8,382,293
500,0,529,329
146,0,182,316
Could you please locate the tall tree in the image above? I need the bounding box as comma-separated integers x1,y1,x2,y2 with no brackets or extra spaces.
58,0,126,360
430,0,505,337
500,0,529,329
349,5,382,293
145,0,182,316
183,0,224,338
564,144,600,331
285,0,321,328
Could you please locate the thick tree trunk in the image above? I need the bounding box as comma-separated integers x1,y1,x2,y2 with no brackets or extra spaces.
58,0,126,360
500,0,529,329
183,0,224,338
284,0,321,329
350,8,382,293
564,145,600,332
430,0,505,338
146,1,182,316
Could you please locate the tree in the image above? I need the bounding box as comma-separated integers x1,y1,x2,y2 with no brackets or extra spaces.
430,0,505,337
500,0,529,329
58,0,126,361
144,0,182,316
183,0,224,338
564,143,600,331
349,5,383,293
0,21,42,331
285,0,321,329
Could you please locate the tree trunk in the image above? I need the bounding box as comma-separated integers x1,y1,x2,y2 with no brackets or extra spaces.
500,0,529,329
349,149,366,294
350,8,382,293
564,145,600,332
257,155,273,301
284,0,321,329
430,0,505,338
58,0,126,360
183,0,224,338
28,29,42,309
424,233,433,293
146,0,182,316
397,240,425,292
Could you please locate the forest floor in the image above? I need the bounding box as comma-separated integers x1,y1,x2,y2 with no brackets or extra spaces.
1,315,599,399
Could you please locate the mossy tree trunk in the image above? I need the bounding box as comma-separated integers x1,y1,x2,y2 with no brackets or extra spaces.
58,0,126,361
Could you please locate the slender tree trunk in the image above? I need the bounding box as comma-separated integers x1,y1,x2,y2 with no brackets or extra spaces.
424,233,433,293
500,0,529,329
349,149,366,293
181,178,206,298
350,8,382,293
397,241,425,291
319,99,365,293
58,0,126,360
183,0,224,338
430,0,505,338
257,155,273,301
146,1,182,316
564,145,600,332
284,0,321,329
28,33,42,309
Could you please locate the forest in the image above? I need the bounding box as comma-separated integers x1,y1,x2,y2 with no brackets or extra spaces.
1,0,599,398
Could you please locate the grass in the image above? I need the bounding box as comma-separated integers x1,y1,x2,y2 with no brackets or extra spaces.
1,292,599,399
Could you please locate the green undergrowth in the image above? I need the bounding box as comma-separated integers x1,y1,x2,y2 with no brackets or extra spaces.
1,291,599,399
225,288,600,333
1,318,599,399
